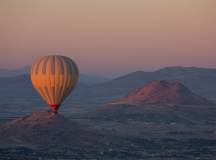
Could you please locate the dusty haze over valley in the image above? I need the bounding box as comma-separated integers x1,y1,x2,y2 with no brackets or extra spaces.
1,0,216,159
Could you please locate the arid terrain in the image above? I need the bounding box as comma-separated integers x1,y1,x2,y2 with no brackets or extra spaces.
0,67,216,160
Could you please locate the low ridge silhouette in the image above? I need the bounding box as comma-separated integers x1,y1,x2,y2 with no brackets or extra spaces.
0,110,98,149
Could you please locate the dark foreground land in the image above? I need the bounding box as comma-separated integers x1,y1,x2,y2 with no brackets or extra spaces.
1,105,216,160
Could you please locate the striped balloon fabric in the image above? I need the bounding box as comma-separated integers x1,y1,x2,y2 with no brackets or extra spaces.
31,55,79,113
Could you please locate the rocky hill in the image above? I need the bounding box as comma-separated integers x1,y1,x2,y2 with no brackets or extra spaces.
0,110,98,149
112,80,213,105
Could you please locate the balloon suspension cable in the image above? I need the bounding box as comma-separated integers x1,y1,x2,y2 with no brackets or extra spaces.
53,110,58,115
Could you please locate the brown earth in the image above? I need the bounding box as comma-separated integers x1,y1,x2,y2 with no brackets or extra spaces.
112,80,213,105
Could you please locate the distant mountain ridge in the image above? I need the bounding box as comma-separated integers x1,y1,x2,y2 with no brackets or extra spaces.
0,66,30,77
0,66,216,105
112,80,213,105
79,74,110,84
103,66,216,87
88,66,216,103
0,66,110,84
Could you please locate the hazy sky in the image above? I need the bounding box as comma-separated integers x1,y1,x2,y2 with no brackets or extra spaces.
0,0,216,75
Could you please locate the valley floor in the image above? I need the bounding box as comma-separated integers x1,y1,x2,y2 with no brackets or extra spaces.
1,104,216,160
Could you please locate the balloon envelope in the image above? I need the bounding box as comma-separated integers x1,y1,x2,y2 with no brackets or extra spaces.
31,55,79,112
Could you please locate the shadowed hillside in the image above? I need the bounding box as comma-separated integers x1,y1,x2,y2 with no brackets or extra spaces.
73,67,216,104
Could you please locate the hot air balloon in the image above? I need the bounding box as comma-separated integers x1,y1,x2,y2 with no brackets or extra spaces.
31,55,79,114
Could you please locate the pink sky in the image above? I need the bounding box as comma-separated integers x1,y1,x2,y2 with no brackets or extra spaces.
0,0,216,75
